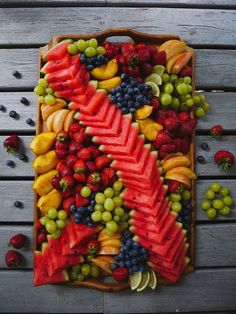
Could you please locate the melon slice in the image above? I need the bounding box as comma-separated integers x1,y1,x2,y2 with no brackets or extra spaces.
45,63,80,83
80,90,106,115
82,105,116,128
122,174,161,194
43,39,72,62
50,73,85,92
41,54,71,74
70,221,102,248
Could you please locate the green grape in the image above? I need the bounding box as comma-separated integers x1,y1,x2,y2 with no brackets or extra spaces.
171,202,182,213
81,264,91,276
161,73,170,83
205,189,215,200
223,196,233,206
164,83,174,94
220,186,229,197
187,85,192,93
47,208,58,219
104,198,115,211
170,74,178,82
182,190,191,201
213,199,224,210
179,103,188,112
40,216,49,226
85,47,97,57
201,200,211,210
105,228,114,236
80,186,91,198
67,43,78,55
72,264,81,273
45,94,55,105
113,196,123,207
120,212,128,222
192,95,200,104
85,40,90,48
76,39,86,52
113,180,123,191
113,215,120,222
34,85,45,95
95,192,105,204
119,222,129,230
38,78,48,88
89,38,98,49
171,97,180,109
169,193,181,202
77,274,85,281
106,221,118,233
38,96,45,103
57,210,67,220
199,94,205,102
176,83,188,95
96,46,106,55
195,107,205,118
202,102,210,111
51,230,61,239
206,207,217,219
114,206,125,216
91,211,102,222
56,219,65,229
186,99,194,107
219,206,231,216
94,204,104,212
46,87,53,95
102,211,112,222
90,265,100,278
69,270,78,280
104,187,114,198
210,182,221,192
113,190,120,196
184,76,192,84
46,220,57,233
161,93,172,106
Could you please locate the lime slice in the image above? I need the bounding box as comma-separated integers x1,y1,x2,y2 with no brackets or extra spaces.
145,73,162,86
153,65,165,77
136,271,150,292
129,271,142,291
148,269,157,290
145,82,160,97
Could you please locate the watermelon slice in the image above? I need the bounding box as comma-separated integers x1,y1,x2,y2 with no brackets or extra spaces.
45,63,80,83
50,73,85,92
122,175,162,194
80,90,106,115
41,54,71,74
70,221,102,248
43,39,72,62
83,105,116,128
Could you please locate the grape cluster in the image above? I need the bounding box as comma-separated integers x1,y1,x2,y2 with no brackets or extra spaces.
39,208,68,239
176,201,193,236
70,193,96,227
110,230,149,274
34,78,56,105
69,263,100,282
80,53,109,71
110,73,153,114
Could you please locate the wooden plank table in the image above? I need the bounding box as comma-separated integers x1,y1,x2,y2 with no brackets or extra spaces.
0,1,235,313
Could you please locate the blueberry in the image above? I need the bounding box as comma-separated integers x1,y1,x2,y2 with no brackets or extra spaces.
121,73,127,81
146,99,151,105
139,264,148,273
133,265,139,272
26,118,34,126
110,263,118,271
9,110,17,118
77,207,85,214
74,218,80,224
140,247,147,255
177,216,184,223
97,55,104,62
119,261,125,268
18,153,28,161
80,54,86,63
116,92,121,98
90,200,95,206
20,97,29,105
70,205,77,213
147,93,153,100
87,206,93,213
116,87,122,93
6,160,15,167
197,155,205,164
74,212,82,220
110,96,116,103
132,242,140,249
88,222,95,227
123,230,132,239
126,239,133,247
132,249,139,257
201,143,209,151
117,97,123,103
121,107,128,114
125,260,132,268
127,88,133,95
138,84,146,91
129,108,136,114
0,104,6,112
87,64,94,71
117,102,122,109
86,216,91,223
114,255,121,262
82,217,87,224
14,201,23,208
120,246,126,254
131,258,138,265
136,95,143,102
143,253,149,260
12,70,21,78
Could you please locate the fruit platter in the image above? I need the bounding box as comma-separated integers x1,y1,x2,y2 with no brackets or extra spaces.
30,28,201,292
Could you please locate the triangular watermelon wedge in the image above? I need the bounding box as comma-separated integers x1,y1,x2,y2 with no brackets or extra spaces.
70,221,102,248
41,54,71,74
43,39,72,62
80,90,106,115
82,105,116,129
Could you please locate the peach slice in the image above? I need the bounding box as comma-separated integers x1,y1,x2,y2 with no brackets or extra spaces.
53,109,70,133
46,110,58,131
41,98,67,121
64,110,75,132
91,59,118,80
98,228,121,242
171,51,192,74
98,246,120,255
158,39,182,52
166,52,184,73
100,238,122,248
160,41,187,60
91,256,114,275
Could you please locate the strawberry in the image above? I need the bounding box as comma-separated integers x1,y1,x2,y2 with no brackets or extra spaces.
8,234,27,249
37,230,47,245
74,159,86,173
77,147,91,161
168,180,182,193
165,109,179,120
68,140,83,155
137,48,151,63
173,138,182,152
73,173,86,183
73,184,83,194
58,163,73,177
87,172,101,185
214,150,235,170
187,118,198,130
76,194,89,207
87,239,100,256
178,125,193,139
118,54,128,66
158,148,169,159
178,112,190,122
160,143,176,154
63,196,75,214
153,131,171,149
65,155,77,169
56,130,68,142
73,131,86,144
86,161,96,173
5,250,22,268
164,118,181,133
60,190,73,198
55,141,68,151
154,109,167,125
51,174,62,190
150,97,160,110
109,174,118,186
140,62,152,76
95,155,111,170
88,145,100,158
180,65,192,78
211,125,223,138
155,50,166,66
100,172,110,187
55,148,67,160
112,267,129,282
60,176,74,191
35,218,43,231
68,122,82,138
180,137,190,154
4,134,20,154
121,43,135,57
88,183,101,192
102,167,116,180
147,45,157,56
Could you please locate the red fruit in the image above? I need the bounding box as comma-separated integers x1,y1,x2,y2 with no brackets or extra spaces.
161,143,176,154
77,147,91,161
55,141,68,151
118,54,128,66
178,112,190,122
211,125,223,138
51,174,62,190
73,159,86,173
165,109,179,120
140,62,153,76
59,175,74,191
35,218,43,231
153,131,171,149
102,167,116,180
155,50,166,66
63,196,75,214
164,118,181,133
55,148,67,160
127,65,140,77
112,267,129,282
73,131,86,144
154,109,167,125
88,145,100,158
180,137,190,154
180,65,192,78
214,150,235,171
121,43,135,57
73,184,83,194
172,138,182,152
60,190,73,198
151,97,160,110
178,125,193,139
187,118,198,130
168,180,182,193
88,183,101,192
69,140,83,155
75,194,89,207
87,239,100,255
95,155,111,170
73,173,87,183
87,172,101,185
86,161,96,173
8,234,27,249
37,230,47,245
135,43,146,51
5,250,22,268
56,130,68,142
65,155,77,169
4,134,20,154
68,122,82,137
100,172,110,187
135,77,143,83
59,163,73,177
147,45,158,56
109,174,118,186
137,48,151,63
158,147,169,159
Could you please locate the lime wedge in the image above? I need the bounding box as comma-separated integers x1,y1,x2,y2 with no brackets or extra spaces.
148,269,157,290
145,82,160,97
136,271,150,292
153,65,165,77
129,271,142,291
145,73,162,86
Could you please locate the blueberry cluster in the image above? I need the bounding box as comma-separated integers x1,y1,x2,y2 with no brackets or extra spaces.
110,73,153,114
80,54,109,71
110,230,149,274
177,200,192,236
70,194,96,227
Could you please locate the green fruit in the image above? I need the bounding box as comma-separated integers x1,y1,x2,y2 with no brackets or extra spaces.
102,211,112,222
72,264,81,273
220,186,229,197
171,97,180,109
69,270,78,280
96,46,106,55
34,85,45,96
105,228,114,236
114,206,124,216
47,208,58,219
201,200,211,210
195,107,205,118
113,215,120,222
104,187,114,198
113,180,123,191
219,206,231,216
161,73,170,83
169,193,181,202
186,99,194,107
95,192,105,204
120,212,128,222
67,43,78,55
199,94,205,102
76,39,86,52
38,96,45,103
161,93,172,106
164,83,174,94
106,221,118,233
192,95,200,104
212,199,224,210
45,94,55,105
94,204,104,212
91,211,102,222
40,216,49,226
184,76,191,84
85,47,97,57
81,264,91,276
38,78,48,88
170,74,178,82
205,189,215,200
104,198,115,211
210,182,221,192
51,230,61,239
182,190,191,201
202,102,210,111
113,196,123,207
80,186,91,198
46,220,57,234
46,88,53,95
171,202,182,213
77,274,85,281
89,38,98,49
206,207,217,219
57,210,67,220
223,196,233,206
176,83,188,95
56,219,65,229
90,265,100,278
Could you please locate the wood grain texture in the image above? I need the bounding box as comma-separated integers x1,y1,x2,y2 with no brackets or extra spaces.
0,0,105,3
0,8,235,46
107,0,236,6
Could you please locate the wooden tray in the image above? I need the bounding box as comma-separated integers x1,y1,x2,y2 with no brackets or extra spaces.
34,28,196,291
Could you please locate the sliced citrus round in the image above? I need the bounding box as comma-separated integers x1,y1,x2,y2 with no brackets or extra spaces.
148,268,157,290
153,65,165,76
136,271,150,292
145,73,162,85
145,82,160,97
129,271,142,291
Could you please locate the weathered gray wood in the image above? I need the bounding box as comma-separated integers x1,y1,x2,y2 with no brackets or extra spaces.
107,0,236,6
0,8,235,46
1,48,236,89
0,0,105,3
196,180,236,221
